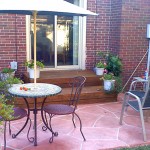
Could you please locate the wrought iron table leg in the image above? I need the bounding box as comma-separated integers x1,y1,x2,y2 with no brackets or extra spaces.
12,98,30,139
33,98,37,146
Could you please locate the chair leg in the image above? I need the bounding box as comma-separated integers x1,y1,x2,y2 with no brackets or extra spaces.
42,111,48,131
4,121,7,150
48,114,58,143
41,111,58,143
74,112,86,141
120,94,128,125
72,114,76,128
139,108,147,141
8,121,11,135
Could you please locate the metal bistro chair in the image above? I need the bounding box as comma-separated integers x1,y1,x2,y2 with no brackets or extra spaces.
120,77,150,141
41,76,86,143
0,94,32,150
1,107,28,150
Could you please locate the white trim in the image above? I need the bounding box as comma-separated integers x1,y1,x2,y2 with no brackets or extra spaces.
79,0,87,70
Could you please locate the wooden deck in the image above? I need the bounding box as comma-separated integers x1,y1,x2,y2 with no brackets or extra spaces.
15,70,117,108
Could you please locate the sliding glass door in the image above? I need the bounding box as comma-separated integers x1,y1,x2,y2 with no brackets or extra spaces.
57,16,79,66
30,0,81,69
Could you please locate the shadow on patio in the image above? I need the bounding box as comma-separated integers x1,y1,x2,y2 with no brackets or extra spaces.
1,100,150,150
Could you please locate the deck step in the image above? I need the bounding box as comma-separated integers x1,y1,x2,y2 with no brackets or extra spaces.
23,70,103,87
15,85,117,108
17,70,117,108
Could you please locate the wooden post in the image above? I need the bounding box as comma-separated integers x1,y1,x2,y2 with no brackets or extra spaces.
33,11,37,86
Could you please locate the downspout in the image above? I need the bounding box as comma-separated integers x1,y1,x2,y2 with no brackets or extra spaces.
94,0,98,65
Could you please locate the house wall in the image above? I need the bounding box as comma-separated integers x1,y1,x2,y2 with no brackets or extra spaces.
119,0,150,89
87,0,150,90
0,1,150,89
109,0,122,54
0,14,26,75
86,0,111,69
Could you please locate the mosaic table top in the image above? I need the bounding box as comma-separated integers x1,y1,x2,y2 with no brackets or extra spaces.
8,83,62,98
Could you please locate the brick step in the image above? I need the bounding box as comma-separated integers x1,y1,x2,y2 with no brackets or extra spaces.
15,85,117,108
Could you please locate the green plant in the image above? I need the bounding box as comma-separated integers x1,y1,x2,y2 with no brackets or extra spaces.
25,59,44,69
96,62,105,68
0,95,14,124
114,76,122,93
0,77,23,125
0,77,22,99
6,77,24,85
96,52,122,76
0,78,16,126
1,67,15,73
119,145,150,150
106,53,122,76
101,73,115,80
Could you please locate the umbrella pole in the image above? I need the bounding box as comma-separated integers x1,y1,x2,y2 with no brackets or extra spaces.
33,11,37,86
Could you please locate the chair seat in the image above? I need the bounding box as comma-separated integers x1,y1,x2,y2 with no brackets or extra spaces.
43,104,74,115
128,100,140,111
0,107,27,121
130,90,145,98
7,107,27,121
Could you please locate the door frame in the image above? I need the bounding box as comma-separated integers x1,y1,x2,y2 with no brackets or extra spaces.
26,0,87,70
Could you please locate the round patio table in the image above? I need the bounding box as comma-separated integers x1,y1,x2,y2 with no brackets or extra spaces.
8,83,62,146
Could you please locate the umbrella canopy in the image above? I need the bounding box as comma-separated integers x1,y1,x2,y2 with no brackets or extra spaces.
0,0,97,85
0,0,97,16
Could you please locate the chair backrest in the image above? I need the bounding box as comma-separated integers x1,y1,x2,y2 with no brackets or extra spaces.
68,76,86,109
142,77,150,109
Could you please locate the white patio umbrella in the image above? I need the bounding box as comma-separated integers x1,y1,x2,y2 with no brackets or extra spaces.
0,0,97,85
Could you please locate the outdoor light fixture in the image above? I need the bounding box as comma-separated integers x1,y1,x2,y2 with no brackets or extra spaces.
147,24,150,38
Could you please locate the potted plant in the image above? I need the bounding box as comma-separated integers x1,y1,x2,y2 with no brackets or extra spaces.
100,73,115,91
95,62,106,75
105,53,123,93
25,59,44,78
95,51,107,75
96,52,123,93
0,67,15,81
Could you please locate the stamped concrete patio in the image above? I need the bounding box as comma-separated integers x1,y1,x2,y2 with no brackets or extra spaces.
1,100,150,150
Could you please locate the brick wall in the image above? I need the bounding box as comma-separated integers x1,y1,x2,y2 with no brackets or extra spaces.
0,14,26,75
0,1,150,89
87,0,150,90
86,0,111,69
110,0,122,54
119,0,150,90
